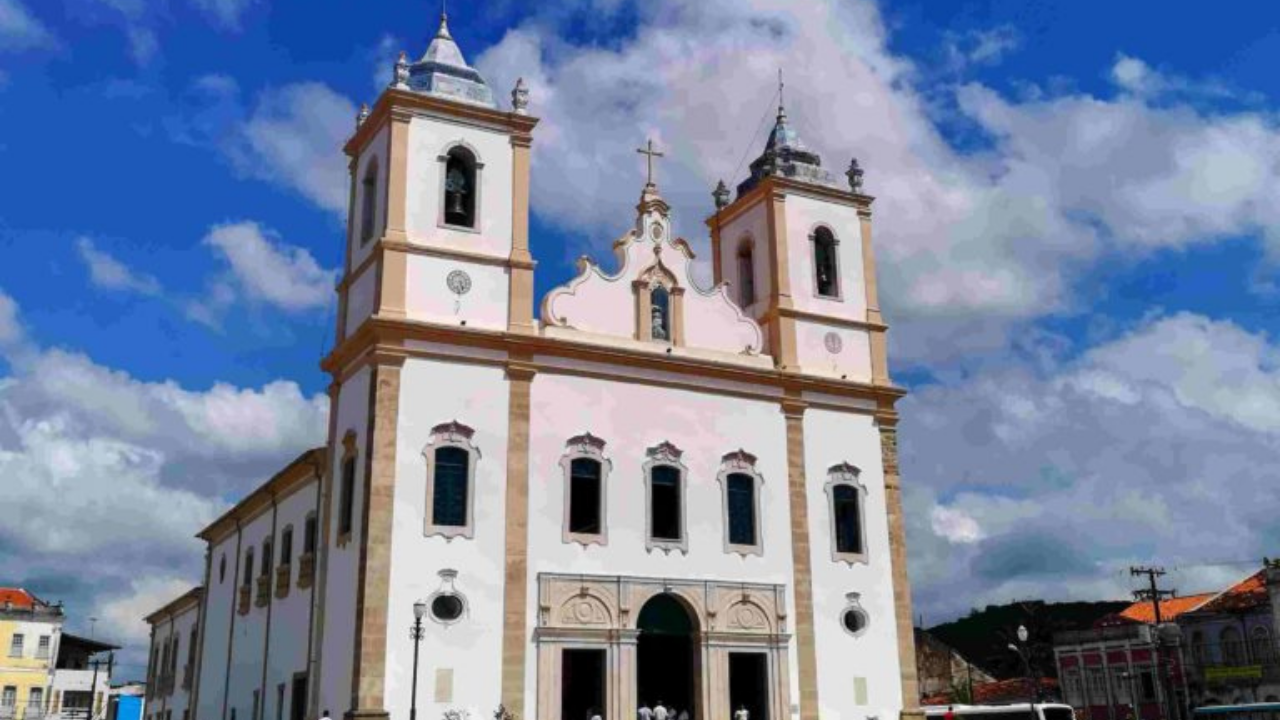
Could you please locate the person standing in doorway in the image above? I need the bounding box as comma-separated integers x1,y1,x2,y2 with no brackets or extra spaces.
654,701,668,720
639,702,653,720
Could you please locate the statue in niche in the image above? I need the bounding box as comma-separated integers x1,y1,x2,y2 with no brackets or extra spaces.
651,304,668,340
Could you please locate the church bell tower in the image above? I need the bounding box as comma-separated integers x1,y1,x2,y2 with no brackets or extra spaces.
335,11,539,345
707,96,884,384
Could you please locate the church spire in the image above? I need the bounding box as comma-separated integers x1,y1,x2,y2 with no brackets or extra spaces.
735,72,838,197
388,3,497,108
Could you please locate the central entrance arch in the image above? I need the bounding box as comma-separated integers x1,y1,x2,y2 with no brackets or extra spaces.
637,593,700,719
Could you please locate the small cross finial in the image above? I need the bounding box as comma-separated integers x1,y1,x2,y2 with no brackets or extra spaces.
778,68,785,112
636,138,665,188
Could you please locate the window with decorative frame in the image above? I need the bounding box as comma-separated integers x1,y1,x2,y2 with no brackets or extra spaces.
811,225,841,299
643,441,688,554
634,259,684,345
560,433,610,546
825,463,868,565
423,421,480,540
716,450,763,556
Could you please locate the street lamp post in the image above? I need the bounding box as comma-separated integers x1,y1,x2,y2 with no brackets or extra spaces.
411,600,427,720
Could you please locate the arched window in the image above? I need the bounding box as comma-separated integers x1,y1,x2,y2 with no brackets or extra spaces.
812,226,840,298
1252,627,1272,663
826,463,867,564
1191,631,1206,664
424,421,480,540
561,434,610,546
644,442,687,554
442,146,478,229
718,450,763,556
1222,627,1244,665
337,432,357,544
737,240,756,307
360,160,379,244
650,285,671,341
280,526,293,568
303,514,318,556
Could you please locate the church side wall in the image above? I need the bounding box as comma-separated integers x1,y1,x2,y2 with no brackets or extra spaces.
317,367,372,719
225,509,275,720
802,408,902,720
523,370,799,720
382,358,511,720
263,484,318,720
717,203,770,317
350,125,391,275
404,118,513,258
198,537,238,720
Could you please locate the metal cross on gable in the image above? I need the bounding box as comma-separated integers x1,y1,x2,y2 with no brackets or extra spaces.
636,138,665,187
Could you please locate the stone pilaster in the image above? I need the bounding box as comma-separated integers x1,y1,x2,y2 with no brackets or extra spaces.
880,421,924,719
783,398,821,720
500,360,536,716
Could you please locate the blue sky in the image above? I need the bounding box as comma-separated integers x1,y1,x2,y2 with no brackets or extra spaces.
4,0,1280,676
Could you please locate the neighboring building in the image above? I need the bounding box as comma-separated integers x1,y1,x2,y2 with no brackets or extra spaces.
1180,567,1280,707
1054,594,1213,720
49,635,119,720
915,628,996,702
143,589,203,720
107,685,145,720
0,588,65,720
144,8,924,720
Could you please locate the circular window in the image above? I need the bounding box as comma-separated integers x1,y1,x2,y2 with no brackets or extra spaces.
842,608,867,635
431,594,465,623
219,554,227,583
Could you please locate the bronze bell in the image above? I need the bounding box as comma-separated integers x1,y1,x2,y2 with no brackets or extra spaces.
447,188,465,216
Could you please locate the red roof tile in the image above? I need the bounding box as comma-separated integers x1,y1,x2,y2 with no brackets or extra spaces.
1196,570,1269,614
1109,593,1216,625
0,588,35,609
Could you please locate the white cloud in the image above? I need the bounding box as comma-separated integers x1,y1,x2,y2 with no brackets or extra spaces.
202,221,337,313
234,83,355,215
190,0,257,31
0,287,327,668
471,0,1280,365
0,0,53,51
1111,54,1160,95
945,25,1020,70
76,237,163,296
900,312,1280,622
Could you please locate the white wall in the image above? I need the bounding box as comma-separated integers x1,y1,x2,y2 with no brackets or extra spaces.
350,125,390,273
405,117,513,258
383,358,511,720
783,196,867,321
262,485,319,720
522,369,798,720
803,409,901,720
717,203,770,318
317,367,371,719
224,509,275,720
794,321,873,382
197,535,240,720
343,267,377,341
141,605,199,720
404,255,509,331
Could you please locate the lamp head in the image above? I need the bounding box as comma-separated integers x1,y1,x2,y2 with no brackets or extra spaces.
1017,624,1029,643
413,599,427,620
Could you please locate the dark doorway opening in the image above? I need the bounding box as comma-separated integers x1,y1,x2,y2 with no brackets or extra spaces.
729,653,768,720
290,676,307,720
637,594,698,719
561,649,606,720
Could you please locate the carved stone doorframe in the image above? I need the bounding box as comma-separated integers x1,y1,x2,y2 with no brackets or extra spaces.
534,574,792,720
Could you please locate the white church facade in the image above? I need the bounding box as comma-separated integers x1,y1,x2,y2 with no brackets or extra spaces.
145,12,922,720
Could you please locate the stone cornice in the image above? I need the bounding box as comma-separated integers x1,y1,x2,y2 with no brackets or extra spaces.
323,316,907,406
197,448,327,543
346,89,539,158
705,175,875,229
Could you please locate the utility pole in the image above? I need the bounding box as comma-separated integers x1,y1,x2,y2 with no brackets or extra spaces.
1131,567,1176,720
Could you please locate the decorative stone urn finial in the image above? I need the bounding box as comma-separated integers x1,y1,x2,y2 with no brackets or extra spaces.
356,103,370,127
511,77,529,115
392,51,410,89
713,179,730,209
846,157,865,193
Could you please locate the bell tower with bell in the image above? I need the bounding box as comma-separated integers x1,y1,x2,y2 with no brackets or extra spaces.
334,8,539,344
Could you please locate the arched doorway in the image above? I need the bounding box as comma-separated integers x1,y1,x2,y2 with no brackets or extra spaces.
637,593,699,719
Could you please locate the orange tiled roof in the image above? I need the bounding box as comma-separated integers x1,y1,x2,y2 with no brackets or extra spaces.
1117,592,1216,624
1197,570,1269,614
0,588,36,609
